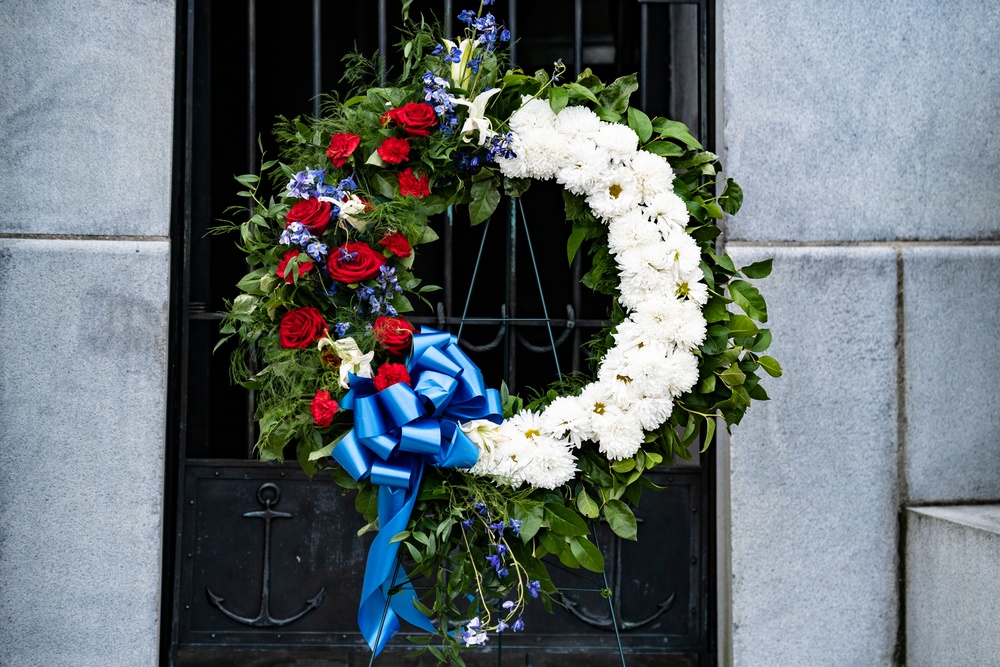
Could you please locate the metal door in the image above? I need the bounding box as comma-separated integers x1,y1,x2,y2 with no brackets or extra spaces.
164,1,717,664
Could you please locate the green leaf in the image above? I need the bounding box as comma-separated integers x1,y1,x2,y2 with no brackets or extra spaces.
513,503,544,541
365,151,387,167
567,225,588,265
643,140,685,157
627,107,653,143
417,225,440,244
711,253,736,273
548,86,569,114
729,280,768,322
602,500,637,540
701,416,717,453
752,329,773,353
544,504,589,536
570,536,606,572
563,82,599,104
232,294,257,315
719,365,746,388
593,106,621,122
728,314,759,337
611,458,635,473
740,259,772,279
650,118,703,148
758,355,783,378
702,297,730,323
389,531,411,544
372,173,396,199
576,490,600,519
235,173,259,186
720,178,744,215
598,73,638,114
469,179,501,225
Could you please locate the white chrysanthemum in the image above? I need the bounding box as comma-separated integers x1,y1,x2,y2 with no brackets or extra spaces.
674,268,709,305
616,241,672,299
661,226,702,280
554,105,603,140
599,345,680,403
517,128,571,180
592,404,644,460
662,351,700,397
628,395,674,431
538,395,593,448
498,411,577,490
648,192,690,232
555,141,608,195
587,167,642,221
610,317,670,355
606,208,661,253
495,133,529,179
631,294,707,350
509,97,557,133
629,150,676,202
593,122,639,163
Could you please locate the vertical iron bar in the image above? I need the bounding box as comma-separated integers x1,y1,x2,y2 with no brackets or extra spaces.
445,207,454,323
312,0,322,118
443,0,453,35
457,217,492,342
573,0,583,76
378,0,388,85
246,0,258,459
697,0,708,144
591,525,627,667
640,3,649,110
518,201,562,381
505,200,517,389
508,0,517,64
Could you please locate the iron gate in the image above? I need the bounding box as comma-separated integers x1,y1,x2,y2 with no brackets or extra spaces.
164,1,717,664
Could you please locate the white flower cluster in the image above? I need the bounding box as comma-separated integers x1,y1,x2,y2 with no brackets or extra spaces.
462,98,708,488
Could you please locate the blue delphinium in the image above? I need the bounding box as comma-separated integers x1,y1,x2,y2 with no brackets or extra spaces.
512,618,525,632
333,322,350,337
457,150,483,174
508,518,523,537
485,132,517,163
279,222,315,248
528,580,541,598
421,71,459,132
305,241,328,262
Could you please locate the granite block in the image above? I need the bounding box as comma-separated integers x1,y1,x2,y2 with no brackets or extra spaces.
906,506,1000,665
723,0,1000,242
902,245,1000,502
726,246,899,666
0,239,169,666
0,0,176,236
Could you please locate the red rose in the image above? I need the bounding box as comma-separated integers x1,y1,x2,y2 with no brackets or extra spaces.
383,102,437,137
310,389,339,427
276,251,313,284
326,132,361,168
379,232,412,258
326,241,386,283
373,316,416,356
377,136,410,164
279,307,328,349
286,198,333,235
398,168,430,198
373,363,412,392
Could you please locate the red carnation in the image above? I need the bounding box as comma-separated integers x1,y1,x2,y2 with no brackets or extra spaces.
398,167,430,198
373,363,412,392
279,307,327,349
379,232,412,258
286,198,333,235
326,241,386,283
310,389,339,427
326,132,361,168
377,136,410,164
382,102,437,137
373,316,416,356
276,251,313,284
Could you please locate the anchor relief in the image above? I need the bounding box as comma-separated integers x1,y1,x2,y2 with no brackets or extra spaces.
206,482,326,627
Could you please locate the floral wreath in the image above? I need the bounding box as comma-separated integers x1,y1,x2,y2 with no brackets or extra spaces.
220,2,779,663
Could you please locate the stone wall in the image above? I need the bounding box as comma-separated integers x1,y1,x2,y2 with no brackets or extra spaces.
721,0,1000,664
0,1,176,666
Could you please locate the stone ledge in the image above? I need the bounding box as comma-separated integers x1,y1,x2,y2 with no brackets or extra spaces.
906,505,1000,666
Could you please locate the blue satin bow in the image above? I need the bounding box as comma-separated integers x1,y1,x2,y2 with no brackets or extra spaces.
331,327,503,655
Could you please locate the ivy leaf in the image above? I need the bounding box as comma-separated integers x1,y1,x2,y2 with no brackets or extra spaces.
740,259,772,279
758,355,783,378
570,536,606,573
627,107,653,143
729,280,768,322
544,504,589,536
598,73,638,114
469,178,501,225
576,489,600,519
602,500,637,541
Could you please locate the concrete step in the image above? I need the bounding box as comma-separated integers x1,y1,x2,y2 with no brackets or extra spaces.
906,505,1000,665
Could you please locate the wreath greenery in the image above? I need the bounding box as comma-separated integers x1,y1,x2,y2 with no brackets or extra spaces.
218,3,779,662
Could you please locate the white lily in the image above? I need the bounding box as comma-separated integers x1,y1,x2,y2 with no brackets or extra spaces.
454,87,502,146
321,336,374,389
441,38,477,90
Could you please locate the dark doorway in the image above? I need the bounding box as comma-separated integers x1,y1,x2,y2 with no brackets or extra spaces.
165,1,717,665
